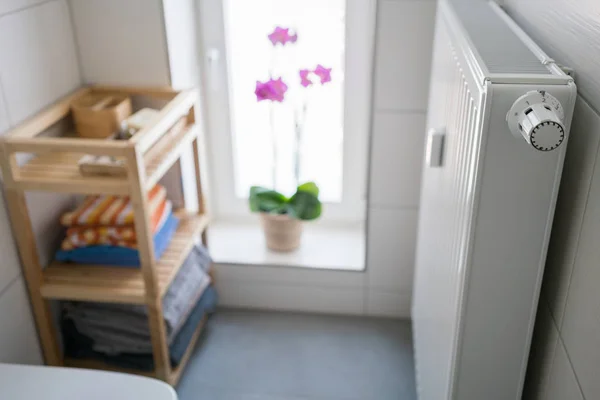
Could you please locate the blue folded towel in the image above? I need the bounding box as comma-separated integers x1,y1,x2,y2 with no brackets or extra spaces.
55,213,180,267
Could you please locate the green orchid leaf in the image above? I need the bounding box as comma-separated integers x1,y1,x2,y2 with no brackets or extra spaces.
297,181,319,197
249,183,322,220
288,191,322,220
249,186,287,213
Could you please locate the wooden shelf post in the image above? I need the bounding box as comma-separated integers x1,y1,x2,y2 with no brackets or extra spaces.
188,97,209,245
127,146,171,380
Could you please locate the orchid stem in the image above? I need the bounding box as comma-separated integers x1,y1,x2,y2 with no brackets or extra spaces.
269,103,277,189
294,102,308,187
294,111,300,187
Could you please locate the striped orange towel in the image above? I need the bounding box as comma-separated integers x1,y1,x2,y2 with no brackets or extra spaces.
60,185,166,227
60,200,172,251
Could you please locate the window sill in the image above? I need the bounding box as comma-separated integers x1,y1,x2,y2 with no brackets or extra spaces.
207,220,365,271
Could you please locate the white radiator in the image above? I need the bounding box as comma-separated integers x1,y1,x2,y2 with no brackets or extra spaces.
412,1,577,399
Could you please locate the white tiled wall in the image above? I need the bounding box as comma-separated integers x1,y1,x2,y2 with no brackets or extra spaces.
366,0,436,317
0,0,82,364
0,0,80,124
0,0,46,16
523,302,558,400
521,96,598,400
370,112,427,208
0,80,19,292
366,290,412,318
0,193,22,295
544,337,584,400
217,279,367,315
69,0,170,86
367,208,418,291
0,280,43,364
559,129,600,397
374,1,437,112
504,0,600,398
541,98,600,326
0,79,9,133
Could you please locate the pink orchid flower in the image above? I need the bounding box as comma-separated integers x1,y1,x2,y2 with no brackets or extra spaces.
268,27,297,46
313,65,332,84
255,78,288,102
299,69,312,87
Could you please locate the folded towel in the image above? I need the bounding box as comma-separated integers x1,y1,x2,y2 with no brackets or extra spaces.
63,244,213,352
62,285,218,371
55,213,179,267
61,201,172,250
60,185,166,227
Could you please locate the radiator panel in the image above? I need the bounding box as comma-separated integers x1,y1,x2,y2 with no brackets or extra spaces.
412,1,577,399
412,13,485,399
450,0,550,75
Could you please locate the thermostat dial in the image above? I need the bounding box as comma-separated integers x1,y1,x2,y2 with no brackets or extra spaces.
507,91,565,152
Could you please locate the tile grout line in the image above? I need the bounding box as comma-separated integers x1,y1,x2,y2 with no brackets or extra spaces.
65,0,85,83
545,265,587,399
369,204,419,211
538,300,561,400
0,274,20,299
556,331,588,400
375,108,428,115
0,0,56,20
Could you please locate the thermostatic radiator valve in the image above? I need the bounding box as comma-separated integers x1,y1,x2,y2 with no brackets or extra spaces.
507,90,565,152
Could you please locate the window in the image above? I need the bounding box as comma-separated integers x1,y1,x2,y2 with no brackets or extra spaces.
199,0,375,224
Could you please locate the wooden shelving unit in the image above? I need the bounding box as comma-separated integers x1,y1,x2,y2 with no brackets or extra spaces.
0,85,210,385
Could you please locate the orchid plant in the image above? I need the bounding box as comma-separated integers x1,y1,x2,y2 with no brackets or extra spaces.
249,26,330,220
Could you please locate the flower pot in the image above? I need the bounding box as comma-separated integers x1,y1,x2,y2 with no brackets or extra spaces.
260,213,303,252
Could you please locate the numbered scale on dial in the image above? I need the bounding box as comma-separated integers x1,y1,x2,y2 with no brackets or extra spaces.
507,90,566,152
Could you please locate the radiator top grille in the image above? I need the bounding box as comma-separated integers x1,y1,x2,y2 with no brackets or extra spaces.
451,0,552,75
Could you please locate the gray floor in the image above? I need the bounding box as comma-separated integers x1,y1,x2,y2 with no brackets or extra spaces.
177,309,416,400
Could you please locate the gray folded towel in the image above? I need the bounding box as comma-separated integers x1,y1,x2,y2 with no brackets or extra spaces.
63,244,212,355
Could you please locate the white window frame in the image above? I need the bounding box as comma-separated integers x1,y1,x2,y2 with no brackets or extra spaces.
197,0,376,225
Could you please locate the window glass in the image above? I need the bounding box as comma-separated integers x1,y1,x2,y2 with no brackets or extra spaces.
224,0,345,202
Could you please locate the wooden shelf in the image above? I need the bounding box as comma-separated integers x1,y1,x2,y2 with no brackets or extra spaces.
63,315,208,386
18,152,130,195
0,85,209,383
40,212,209,304
12,124,199,196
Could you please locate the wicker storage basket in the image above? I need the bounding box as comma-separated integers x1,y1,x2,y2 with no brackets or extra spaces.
72,94,132,138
